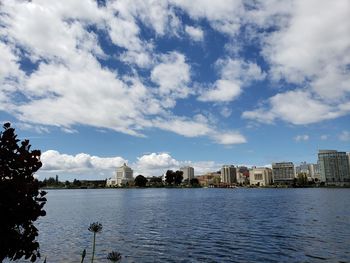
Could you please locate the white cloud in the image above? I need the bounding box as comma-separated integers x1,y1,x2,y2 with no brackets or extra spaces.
185,25,204,41
198,58,265,102
151,52,191,100
242,90,348,125
39,150,127,178
170,0,244,35
294,134,309,142
211,131,247,145
0,0,249,146
198,79,241,102
244,0,350,125
338,131,350,142
320,135,328,140
38,150,222,179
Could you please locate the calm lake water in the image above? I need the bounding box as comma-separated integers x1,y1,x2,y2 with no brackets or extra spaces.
31,188,350,262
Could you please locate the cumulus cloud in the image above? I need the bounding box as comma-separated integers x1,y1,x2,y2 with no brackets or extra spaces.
0,0,247,146
185,25,204,41
242,90,347,125
39,150,127,178
198,58,265,102
170,0,244,35
38,151,222,179
243,0,350,125
151,52,191,101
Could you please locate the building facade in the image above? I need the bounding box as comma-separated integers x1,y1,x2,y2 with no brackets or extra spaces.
318,150,350,185
196,172,221,187
249,167,273,186
295,162,320,181
106,163,134,187
180,166,195,182
221,165,237,185
272,162,295,184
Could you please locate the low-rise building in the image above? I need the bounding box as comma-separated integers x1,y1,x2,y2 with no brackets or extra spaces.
249,167,273,186
272,162,295,184
196,172,221,187
106,163,134,187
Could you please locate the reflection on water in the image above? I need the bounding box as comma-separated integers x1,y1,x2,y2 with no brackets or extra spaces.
31,189,350,262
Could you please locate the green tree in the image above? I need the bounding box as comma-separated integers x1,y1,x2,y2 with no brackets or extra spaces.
165,170,175,185
134,175,148,187
190,178,200,186
174,170,183,185
0,123,47,262
297,173,308,186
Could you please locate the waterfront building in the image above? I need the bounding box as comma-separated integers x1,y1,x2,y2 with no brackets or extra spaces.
196,172,221,187
318,150,350,185
249,167,273,186
221,165,237,185
272,162,295,184
237,166,249,184
180,166,194,182
295,162,320,181
106,163,134,187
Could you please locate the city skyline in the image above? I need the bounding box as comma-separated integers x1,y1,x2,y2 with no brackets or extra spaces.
0,1,349,180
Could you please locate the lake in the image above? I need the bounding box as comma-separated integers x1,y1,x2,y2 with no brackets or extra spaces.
32,188,350,262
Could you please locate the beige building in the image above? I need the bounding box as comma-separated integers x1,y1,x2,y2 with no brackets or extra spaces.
250,167,273,186
107,163,134,187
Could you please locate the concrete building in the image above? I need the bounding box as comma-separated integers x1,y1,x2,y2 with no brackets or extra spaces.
221,165,237,185
106,163,134,187
272,162,295,184
318,150,350,185
180,166,194,182
250,167,273,186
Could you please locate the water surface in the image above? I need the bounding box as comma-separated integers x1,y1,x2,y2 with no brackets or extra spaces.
33,188,350,262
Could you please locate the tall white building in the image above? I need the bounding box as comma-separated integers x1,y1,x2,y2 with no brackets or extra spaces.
249,167,273,186
107,163,134,187
180,166,194,181
221,165,236,185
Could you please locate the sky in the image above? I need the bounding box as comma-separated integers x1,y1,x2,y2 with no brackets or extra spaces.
0,0,349,180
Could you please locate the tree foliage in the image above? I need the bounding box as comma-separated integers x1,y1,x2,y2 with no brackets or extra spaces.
165,170,183,185
0,123,46,262
134,174,148,187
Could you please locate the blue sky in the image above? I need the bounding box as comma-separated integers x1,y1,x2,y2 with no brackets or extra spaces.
0,0,349,180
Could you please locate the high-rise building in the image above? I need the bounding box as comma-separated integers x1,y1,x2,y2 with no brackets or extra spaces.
272,162,295,184
221,165,237,185
249,167,273,186
106,163,134,186
318,150,350,185
180,166,194,182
